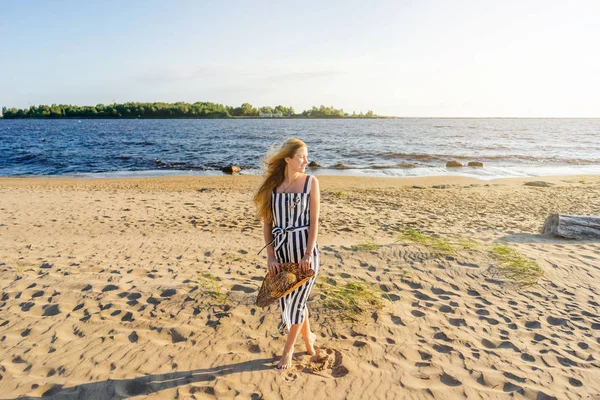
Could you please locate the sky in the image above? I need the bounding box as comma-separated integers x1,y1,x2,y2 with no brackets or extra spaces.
1,0,599,117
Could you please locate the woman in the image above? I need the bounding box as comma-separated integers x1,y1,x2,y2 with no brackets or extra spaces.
254,138,320,370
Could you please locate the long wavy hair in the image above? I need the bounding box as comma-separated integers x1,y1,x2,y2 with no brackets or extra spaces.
254,138,307,223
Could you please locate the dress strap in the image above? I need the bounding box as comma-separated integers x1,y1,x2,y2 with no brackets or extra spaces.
303,175,312,194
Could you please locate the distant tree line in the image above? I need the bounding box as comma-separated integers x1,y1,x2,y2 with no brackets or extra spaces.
0,102,379,119
301,105,375,118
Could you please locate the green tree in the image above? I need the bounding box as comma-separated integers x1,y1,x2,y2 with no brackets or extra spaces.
0,101,381,119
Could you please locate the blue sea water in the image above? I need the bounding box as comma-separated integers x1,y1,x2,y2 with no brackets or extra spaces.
1,118,599,179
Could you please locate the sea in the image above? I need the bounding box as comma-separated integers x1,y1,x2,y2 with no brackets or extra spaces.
1,118,599,180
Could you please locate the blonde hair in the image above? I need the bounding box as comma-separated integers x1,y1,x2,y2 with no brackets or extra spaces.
253,138,307,223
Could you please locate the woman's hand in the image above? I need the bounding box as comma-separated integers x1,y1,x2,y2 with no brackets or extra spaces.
300,253,312,273
267,256,280,276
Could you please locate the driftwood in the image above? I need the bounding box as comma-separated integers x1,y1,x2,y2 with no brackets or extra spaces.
542,214,600,239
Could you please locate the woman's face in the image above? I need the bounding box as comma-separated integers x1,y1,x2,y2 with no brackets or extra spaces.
286,146,308,173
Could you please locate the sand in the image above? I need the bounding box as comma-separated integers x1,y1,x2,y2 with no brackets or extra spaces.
0,174,599,399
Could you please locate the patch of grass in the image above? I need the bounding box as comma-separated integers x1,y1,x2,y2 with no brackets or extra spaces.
579,179,586,184
11,260,26,274
490,244,544,286
196,272,227,303
325,277,337,286
317,279,386,321
397,229,457,255
457,237,483,252
329,190,348,199
491,243,514,258
430,238,456,254
397,228,430,245
352,241,381,252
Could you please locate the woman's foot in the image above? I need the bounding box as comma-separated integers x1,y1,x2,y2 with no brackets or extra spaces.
305,332,318,355
277,350,294,370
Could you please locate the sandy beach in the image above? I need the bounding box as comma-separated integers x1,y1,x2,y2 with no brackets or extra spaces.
1,174,599,399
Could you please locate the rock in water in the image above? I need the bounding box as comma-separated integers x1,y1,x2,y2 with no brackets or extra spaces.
222,165,241,174
446,160,463,167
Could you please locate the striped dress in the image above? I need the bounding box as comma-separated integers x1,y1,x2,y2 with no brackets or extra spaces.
272,174,320,330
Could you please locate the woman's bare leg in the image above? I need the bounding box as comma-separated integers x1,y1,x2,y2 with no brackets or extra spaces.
301,308,317,355
277,308,318,369
277,323,301,369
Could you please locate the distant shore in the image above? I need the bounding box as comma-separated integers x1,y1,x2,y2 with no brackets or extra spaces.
0,102,384,119
0,115,395,120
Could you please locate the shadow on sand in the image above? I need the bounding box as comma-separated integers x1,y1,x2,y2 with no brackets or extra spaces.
498,232,598,244
12,357,277,400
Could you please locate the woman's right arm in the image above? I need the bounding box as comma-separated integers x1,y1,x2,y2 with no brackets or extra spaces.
263,221,280,275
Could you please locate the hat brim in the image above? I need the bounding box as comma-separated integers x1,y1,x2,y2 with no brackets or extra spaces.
256,262,315,307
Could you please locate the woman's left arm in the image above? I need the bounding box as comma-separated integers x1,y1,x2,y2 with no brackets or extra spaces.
301,177,320,272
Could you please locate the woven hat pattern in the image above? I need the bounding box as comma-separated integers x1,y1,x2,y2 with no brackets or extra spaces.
256,262,315,307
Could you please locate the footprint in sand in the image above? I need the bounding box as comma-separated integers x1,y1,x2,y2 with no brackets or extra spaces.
440,373,461,387
433,332,452,342
295,348,349,378
42,304,60,316
569,377,583,387
102,285,119,292
282,371,299,383
247,343,261,354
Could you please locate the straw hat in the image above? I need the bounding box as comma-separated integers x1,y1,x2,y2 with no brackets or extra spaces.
256,262,315,307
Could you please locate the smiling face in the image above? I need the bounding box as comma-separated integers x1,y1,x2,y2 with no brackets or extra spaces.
285,146,308,174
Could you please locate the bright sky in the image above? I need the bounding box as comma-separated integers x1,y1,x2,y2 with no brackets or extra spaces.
1,0,599,117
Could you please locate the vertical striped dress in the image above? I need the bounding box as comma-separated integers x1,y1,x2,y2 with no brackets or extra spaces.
272,174,320,331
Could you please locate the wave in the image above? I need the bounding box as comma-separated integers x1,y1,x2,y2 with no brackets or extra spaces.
154,160,207,170
375,152,599,165
14,153,42,163
121,141,155,146
152,160,256,171
371,162,417,169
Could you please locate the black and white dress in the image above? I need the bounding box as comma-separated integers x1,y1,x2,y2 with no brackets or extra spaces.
271,175,320,330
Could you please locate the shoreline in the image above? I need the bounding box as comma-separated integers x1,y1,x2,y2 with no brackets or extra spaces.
2,164,599,181
1,173,599,188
